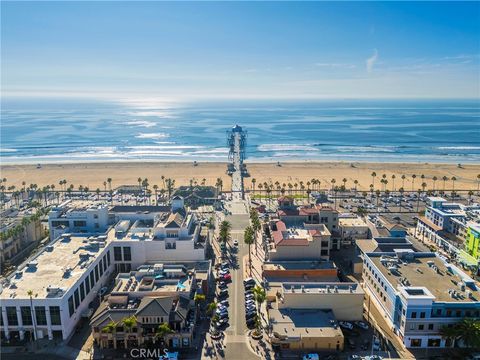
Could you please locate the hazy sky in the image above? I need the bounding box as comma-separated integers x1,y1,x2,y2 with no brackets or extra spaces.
2,1,480,99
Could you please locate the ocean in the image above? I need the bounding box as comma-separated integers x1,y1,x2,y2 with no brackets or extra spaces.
1,97,479,164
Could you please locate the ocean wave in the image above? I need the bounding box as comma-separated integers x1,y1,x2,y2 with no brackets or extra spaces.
126,145,204,150
126,120,156,128
258,144,318,152
128,110,177,118
135,132,170,139
0,148,18,153
437,146,480,150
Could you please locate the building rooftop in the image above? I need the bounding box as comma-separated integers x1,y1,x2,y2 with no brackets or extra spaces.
369,252,480,303
1,233,110,299
269,308,343,340
356,237,415,254
263,260,336,272
281,282,363,295
339,217,368,227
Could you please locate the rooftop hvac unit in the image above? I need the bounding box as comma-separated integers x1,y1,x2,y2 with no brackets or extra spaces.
46,245,54,252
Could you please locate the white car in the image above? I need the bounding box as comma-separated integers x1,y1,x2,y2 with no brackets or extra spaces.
372,336,381,351
233,240,238,246
339,321,354,330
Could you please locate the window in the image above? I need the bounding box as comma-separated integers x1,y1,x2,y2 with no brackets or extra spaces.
80,283,85,301
0,307,2,326
428,339,441,347
107,250,111,266
6,307,18,325
455,310,461,317
446,310,452,317
50,306,61,325
114,246,122,261
85,277,90,294
321,249,329,256
73,220,87,227
321,241,329,247
35,307,47,325
419,324,424,330
94,265,99,282
74,289,80,308
123,247,131,261
68,297,74,317
103,255,108,272
411,312,417,319
420,312,426,319
99,259,104,277
428,324,434,330
410,339,422,347
21,307,33,325
436,309,442,316
90,271,95,287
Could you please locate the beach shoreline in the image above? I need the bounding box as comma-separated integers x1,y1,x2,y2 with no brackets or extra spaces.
1,161,479,192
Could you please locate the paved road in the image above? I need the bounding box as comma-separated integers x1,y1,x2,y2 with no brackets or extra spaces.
222,203,259,359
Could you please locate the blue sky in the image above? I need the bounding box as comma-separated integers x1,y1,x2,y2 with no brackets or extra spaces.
2,1,479,99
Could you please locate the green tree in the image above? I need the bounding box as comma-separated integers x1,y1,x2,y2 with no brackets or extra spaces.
439,319,480,348
102,321,117,334
155,323,174,345
206,302,217,316
122,315,137,334
244,226,255,275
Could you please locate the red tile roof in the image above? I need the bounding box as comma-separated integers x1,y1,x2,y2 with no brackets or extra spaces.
272,221,309,246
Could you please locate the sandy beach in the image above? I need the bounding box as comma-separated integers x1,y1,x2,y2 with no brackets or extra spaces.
1,161,479,193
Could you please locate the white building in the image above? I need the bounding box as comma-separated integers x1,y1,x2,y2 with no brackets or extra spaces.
362,250,480,349
1,197,206,342
48,200,109,240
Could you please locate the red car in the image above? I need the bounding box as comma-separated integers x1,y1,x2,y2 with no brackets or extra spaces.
222,274,232,281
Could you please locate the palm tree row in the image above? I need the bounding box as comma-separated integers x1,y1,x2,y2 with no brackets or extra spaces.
0,207,49,242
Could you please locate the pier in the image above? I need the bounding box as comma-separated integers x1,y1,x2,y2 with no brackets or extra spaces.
227,124,247,201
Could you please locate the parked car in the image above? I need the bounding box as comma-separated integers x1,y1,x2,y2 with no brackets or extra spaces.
348,356,362,360
355,321,369,330
245,312,257,320
302,354,319,360
222,274,232,281
219,300,229,307
372,336,381,351
339,321,353,330
233,240,238,246
244,283,255,290
243,277,255,286
365,356,383,360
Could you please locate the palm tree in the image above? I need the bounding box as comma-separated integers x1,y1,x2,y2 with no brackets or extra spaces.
375,190,380,213
371,172,377,190
401,174,406,189
411,174,417,191
194,294,206,315
107,178,112,191
399,187,404,212
477,174,480,194
417,189,421,212
354,180,359,194
27,290,38,343
103,181,107,192
342,178,347,190
442,176,448,191
451,176,457,191
432,176,438,192
250,208,261,254
122,315,137,334
421,182,427,192
155,323,173,346
330,178,336,192
219,220,232,244
244,226,254,275
102,321,117,334
251,178,256,194
391,174,396,191
253,285,266,316
206,302,217,316
153,184,159,204
439,319,480,348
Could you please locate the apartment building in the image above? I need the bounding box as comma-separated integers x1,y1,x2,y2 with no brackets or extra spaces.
362,250,480,348
90,261,211,349
268,220,331,261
